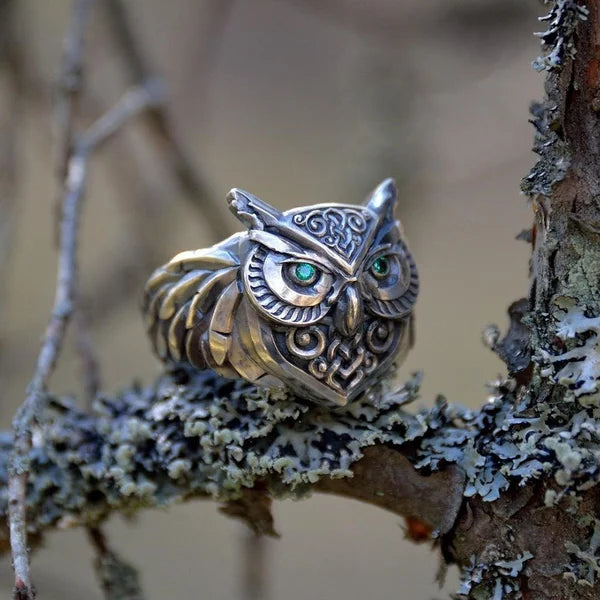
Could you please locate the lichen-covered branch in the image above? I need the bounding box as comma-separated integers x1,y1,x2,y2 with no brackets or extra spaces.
7,75,165,600
6,2,600,599
0,369,466,553
0,335,598,600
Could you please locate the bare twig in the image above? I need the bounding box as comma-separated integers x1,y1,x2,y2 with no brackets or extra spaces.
220,487,276,599
102,0,231,241
58,0,237,326
52,0,95,247
242,533,267,600
0,0,22,361
6,5,93,592
54,0,95,182
9,142,86,600
88,528,145,600
52,10,144,596
7,81,163,600
77,82,164,152
52,0,100,409
74,305,102,406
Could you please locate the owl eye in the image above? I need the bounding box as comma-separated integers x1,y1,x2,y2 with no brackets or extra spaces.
288,262,320,286
370,255,390,278
244,248,334,325
363,244,419,320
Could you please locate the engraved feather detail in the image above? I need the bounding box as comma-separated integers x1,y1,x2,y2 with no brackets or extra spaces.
143,241,244,377
143,179,419,406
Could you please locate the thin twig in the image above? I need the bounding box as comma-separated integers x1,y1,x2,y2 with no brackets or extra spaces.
88,526,109,555
242,532,267,600
88,528,145,600
7,4,94,591
52,0,100,410
54,0,95,181
74,305,102,406
0,0,25,377
8,145,86,600
7,82,162,600
53,0,95,244
77,82,164,152
102,0,232,241
52,8,145,596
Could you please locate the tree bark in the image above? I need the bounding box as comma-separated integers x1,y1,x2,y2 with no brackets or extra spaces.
4,2,600,599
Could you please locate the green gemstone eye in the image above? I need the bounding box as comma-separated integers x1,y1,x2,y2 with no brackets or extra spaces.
294,262,318,285
371,256,390,277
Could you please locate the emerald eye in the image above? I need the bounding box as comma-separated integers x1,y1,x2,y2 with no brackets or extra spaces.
371,255,390,277
293,262,318,285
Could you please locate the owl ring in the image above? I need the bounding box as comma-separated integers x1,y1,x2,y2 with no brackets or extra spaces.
142,179,418,407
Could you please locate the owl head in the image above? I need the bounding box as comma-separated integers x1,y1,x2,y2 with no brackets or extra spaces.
227,178,418,405
144,179,418,407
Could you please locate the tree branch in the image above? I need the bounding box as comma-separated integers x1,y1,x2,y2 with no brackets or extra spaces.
0,369,465,556
7,81,165,600
316,446,464,535
54,0,94,183
7,2,600,599
0,0,23,361
87,528,144,600
102,0,232,241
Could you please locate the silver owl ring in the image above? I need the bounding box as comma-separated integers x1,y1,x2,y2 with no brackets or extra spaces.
142,178,418,407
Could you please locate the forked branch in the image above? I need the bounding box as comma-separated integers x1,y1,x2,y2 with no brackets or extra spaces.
6,2,600,600
7,73,165,600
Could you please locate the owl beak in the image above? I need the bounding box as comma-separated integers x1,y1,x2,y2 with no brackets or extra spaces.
334,284,363,337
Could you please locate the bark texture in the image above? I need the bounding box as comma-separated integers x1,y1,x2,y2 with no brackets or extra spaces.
4,2,600,599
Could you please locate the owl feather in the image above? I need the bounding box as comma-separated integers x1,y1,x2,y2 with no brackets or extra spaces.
143,237,250,379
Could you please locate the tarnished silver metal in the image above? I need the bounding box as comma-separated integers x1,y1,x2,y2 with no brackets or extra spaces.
142,179,419,406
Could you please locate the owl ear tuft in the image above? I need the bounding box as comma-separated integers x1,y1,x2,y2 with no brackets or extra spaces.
226,188,283,230
364,178,398,220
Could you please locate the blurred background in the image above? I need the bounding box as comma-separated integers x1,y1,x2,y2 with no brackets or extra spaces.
0,0,542,598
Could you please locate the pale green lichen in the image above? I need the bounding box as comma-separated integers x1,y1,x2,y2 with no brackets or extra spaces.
532,0,589,72
522,1,589,201
2,360,592,534
0,341,599,595
520,98,570,199
538,298,600,403
565,517,600,586
0,368,432,533
457,552,533,600
563,231,600,308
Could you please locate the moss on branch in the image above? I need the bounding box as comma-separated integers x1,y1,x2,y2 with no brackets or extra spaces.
1,350,600,598
5,2,600,599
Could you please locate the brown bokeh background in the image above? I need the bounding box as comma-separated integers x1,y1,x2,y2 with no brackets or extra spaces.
0,1,542,598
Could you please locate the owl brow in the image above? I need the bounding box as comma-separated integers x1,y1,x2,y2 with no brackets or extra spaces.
363,243,394,262
279,256,333,273
248,229,302,254
248,230,336,273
